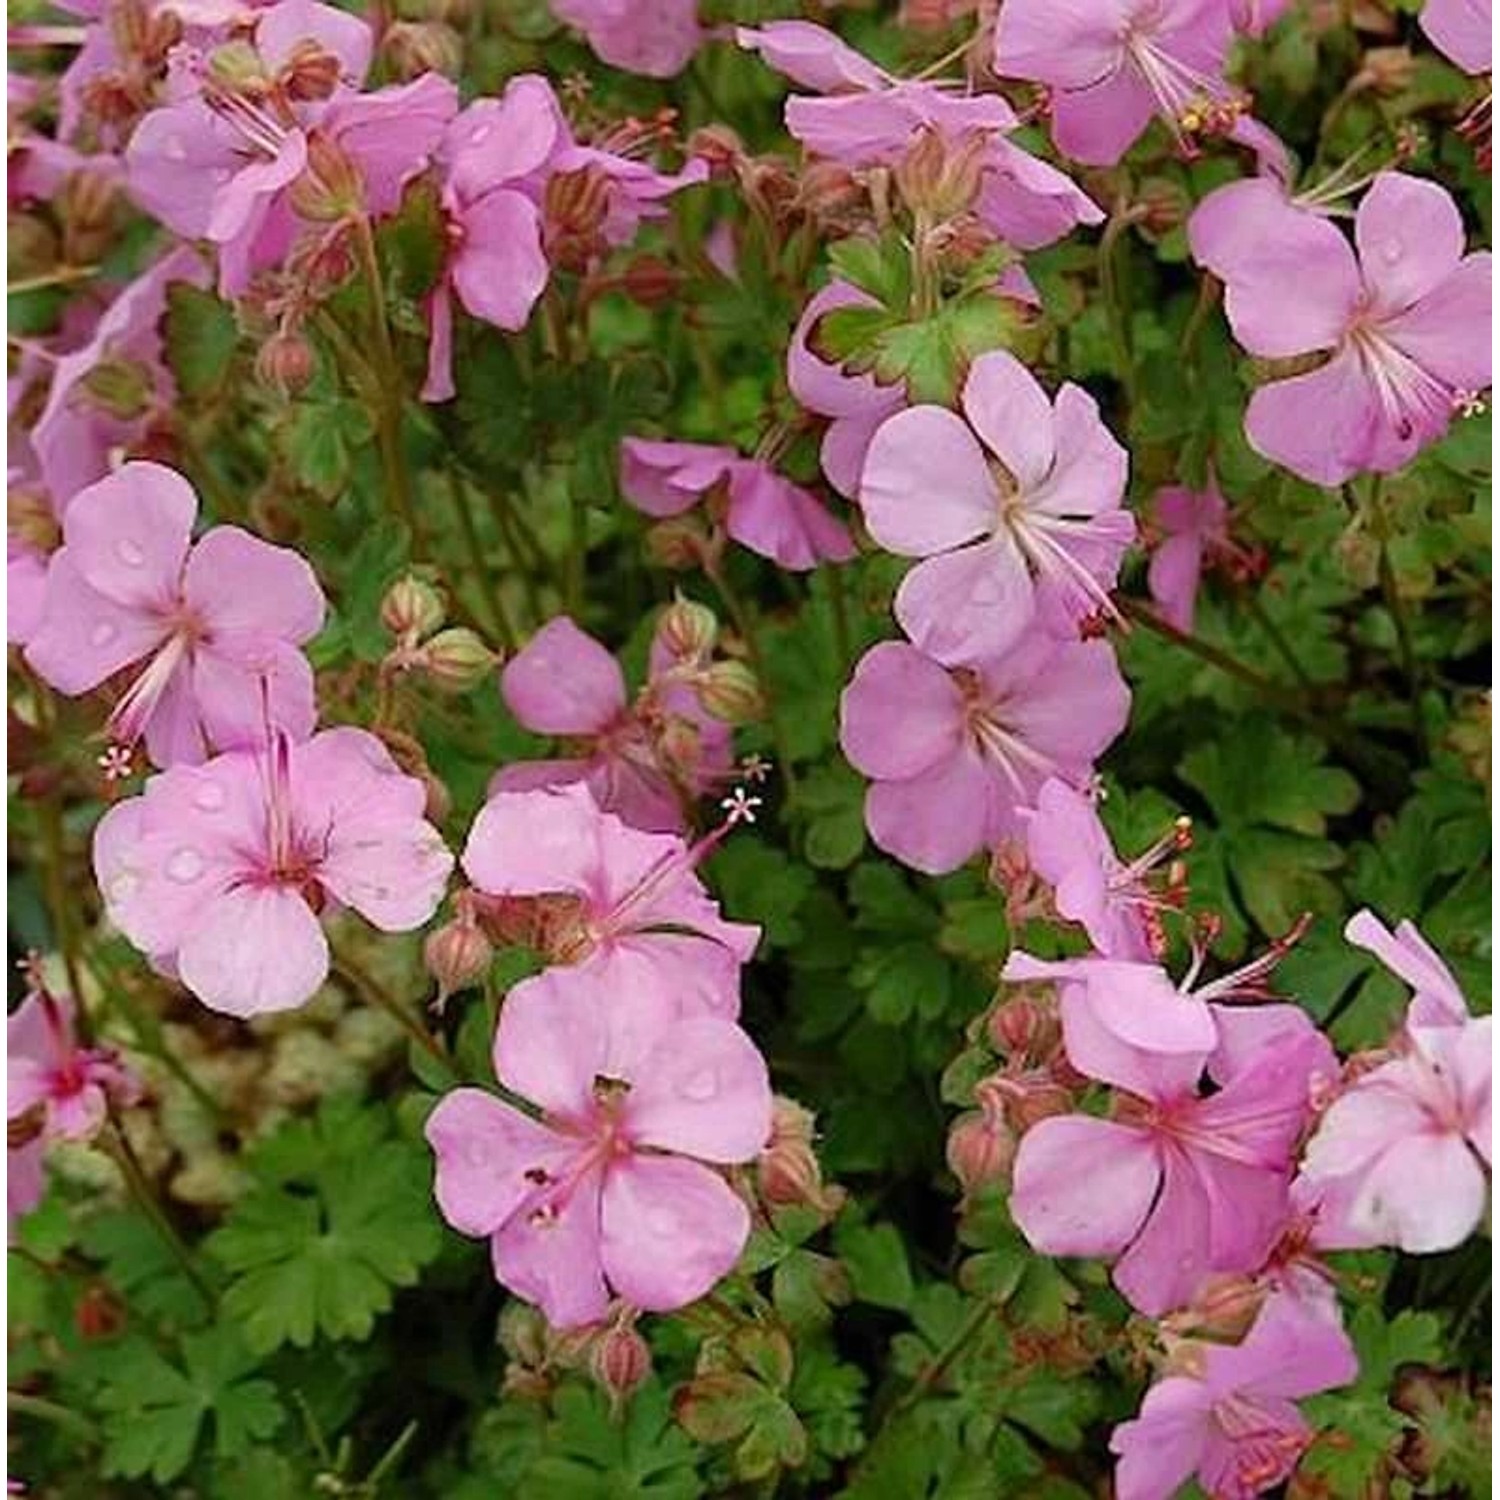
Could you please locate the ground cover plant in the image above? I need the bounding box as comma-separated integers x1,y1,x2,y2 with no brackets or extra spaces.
5,0,1494,1494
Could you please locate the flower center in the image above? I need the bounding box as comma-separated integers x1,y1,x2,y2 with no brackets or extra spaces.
1345,317,1463,442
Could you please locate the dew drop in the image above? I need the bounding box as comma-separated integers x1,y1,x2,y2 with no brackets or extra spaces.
90,621,118,647
470,125,490,144
108,870,140,902
646,1207,678,1237
678,1068,719,1103
114,538,146,567
1381,240,1402,264
164,138,188,162
166,847,204,883
193,780,227,812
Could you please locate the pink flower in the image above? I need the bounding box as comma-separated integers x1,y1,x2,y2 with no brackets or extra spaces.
551,0,704,78
1146,475,1240,633
993,0,1241,166
1023,777,1188,959
620,438,856,571
422,75,563,402
1193,172,1492,486
93,727,453,1017
1297,912,1490,1254
1110,1294,1358,1500
860,350,1132,665
425,976,771,1326
31,247,209,511
839,630,1131,875
1010,993,1335,1315
24,462,325,767
787,281,905,499
1228,0,1294,35
496,615,733,834
741,22,1101,249
461,783,759,1018
8,1139,45,1242
8,986,138,1146
1421,0,1490,73
7,538,48,646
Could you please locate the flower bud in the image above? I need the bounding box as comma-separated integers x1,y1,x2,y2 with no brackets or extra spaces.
656,595,718,662
75,1282,127,1341
1165,1273,1266,1343
419,628,498,691
381,573,446,642
424,911,493,1004
290,132,365,222
895,126,986,219
621,255,682,308
206,39,268,91
757,1097,843,1215
591,1320,651,1406
278,38,345,101
946,1109,1014,1194
697,660,765,724
9,490,59,554
255,329,316,399
383,20,462,80
1358,46,1415,95
1136,176,1190,237
656,714,704,776
987,992,1059,1060
645,516,711,570
60,166,121,263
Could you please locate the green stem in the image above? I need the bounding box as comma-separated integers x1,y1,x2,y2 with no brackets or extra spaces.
1240,589,1314,693
826,564,854,678
1099,206,1149,407
1379,542,1429,759
887,1298,995,1422
1120,595,1301,709
445,471,518,651
9,1389,100,1440
568,485,587,617
332,950,449,1070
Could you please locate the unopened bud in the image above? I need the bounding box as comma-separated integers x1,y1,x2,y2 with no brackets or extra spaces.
75,1282,127,1340
1136,176,1190,237
383,20,462,80
946,1109,1014,1194
656,714,704,775
424,912,493,1003
290,132,364,221
1359,46,1415,95
278,38,345,101
80,357,153,420
591,1321,651,1406
255,329,316,399
1165,1273,1266,1342
207,39,269,91
381,573,446,642
795,160,866,225
60,166,120,261
686,124,744,173
697,660,764,724
895,126,986,219
9,490,59,554
621,254,682,308
645,516,711,570
987,992,1059,1060
757,1098,843,1214
656,595,718,662
1007,1077,1072,1130
420,628,499,691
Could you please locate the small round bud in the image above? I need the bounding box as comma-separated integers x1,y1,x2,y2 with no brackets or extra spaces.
383,20,462,80
591,1321,651,1406
1136,176,1190,237
290,132,365,221
1166,1273,1265,1343
895,126,986,219
75,1282,127,1341
656,595,718,662
419,628,498,692
946,1110,1014,1194
381,573,446,642
621,255,682,308
697,660,765,724
255,329,316,399
278,38,344,101
424,913,493,1004
987,992,1059,1060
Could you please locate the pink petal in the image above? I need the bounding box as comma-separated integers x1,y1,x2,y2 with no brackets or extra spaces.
1110,1378,1211,1500
190,638,318,752
463,782,621,902
289,727,428,824
24,552,166,695
594,937,746,1022
864,743,1003,875
7,541,47,646
1057,969,1216,1091
1050,67,1157,167
994,633,1131,769
142,668,210,767
1383,253,1493,392
1245,350,1384,487
1024,384,1128,518
1345,1125,1488,1252
1147,531,1205,632
453,189,549,331
1012,1114,1161,1257
184,526,326,642
490,1164,610,1327
961,350,1056,490
441,76,566,202
600,1155,750,1312
320,813,452,931
724,466,856,570
62,461,196,612
421,281,456,403
204,130,307,245
326,72,457,216
994,0,1132,88
1421,0,1491,70
618,437,737,518
735,21,889,92
1344,909,1467,1029
177,884,330,1017
821,406,894,500
894,535,1036,667
839,641,965,781
1114,1150,1214,1315
1213,1290,1359,1402
860,407,997,556
425,1087,573,1236
1355,171,1466,315
501,616,626,735
125,100,241,239
625,1017,771,1162
254,0,372,83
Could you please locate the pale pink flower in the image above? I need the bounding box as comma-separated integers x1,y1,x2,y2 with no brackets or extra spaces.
741,22,1102,249
461,783,759,1018
1022,777,1187,960
24,462,325,767
1193,172,1492,486
1110,1294,1358,1500
8,1139,45,1242
1297,912,1490,1254
860,350,1132,665
1010,993,1336,1315
496,615,733,834
8,986,138,1145
620,438,856,571
422,75,563,402
839,630,1131,875
552,0,704,79
787,281,905,500
7,538,48,646
994,0,1241,166
1421,0,1491,73
425,975,771,1326
93,727,453,1017
31,247,209,511
1146,475,1251,633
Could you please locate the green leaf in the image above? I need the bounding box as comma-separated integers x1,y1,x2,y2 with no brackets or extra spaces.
165,284,240,400
835,1221,914,1311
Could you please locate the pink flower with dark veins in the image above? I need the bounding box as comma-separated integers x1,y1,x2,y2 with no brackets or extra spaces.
993,0,1245,166
461,783,759,1019
839,630,1131,875
93,727,453,1017
1192,172,1492,486
860,350,1132,665
1110,1294,1358,1500
24,462,325,767
425,975,771,1327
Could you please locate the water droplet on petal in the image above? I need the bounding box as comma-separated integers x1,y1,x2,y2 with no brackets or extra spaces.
90,621,118,647
470,125,490,144
679,1068,719,1103
164,138,187,162
108,870,139,902
166,847,204,883
646,1207,677,1237
193,780,227,812
114,538,146,567
1381,240,1402,264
